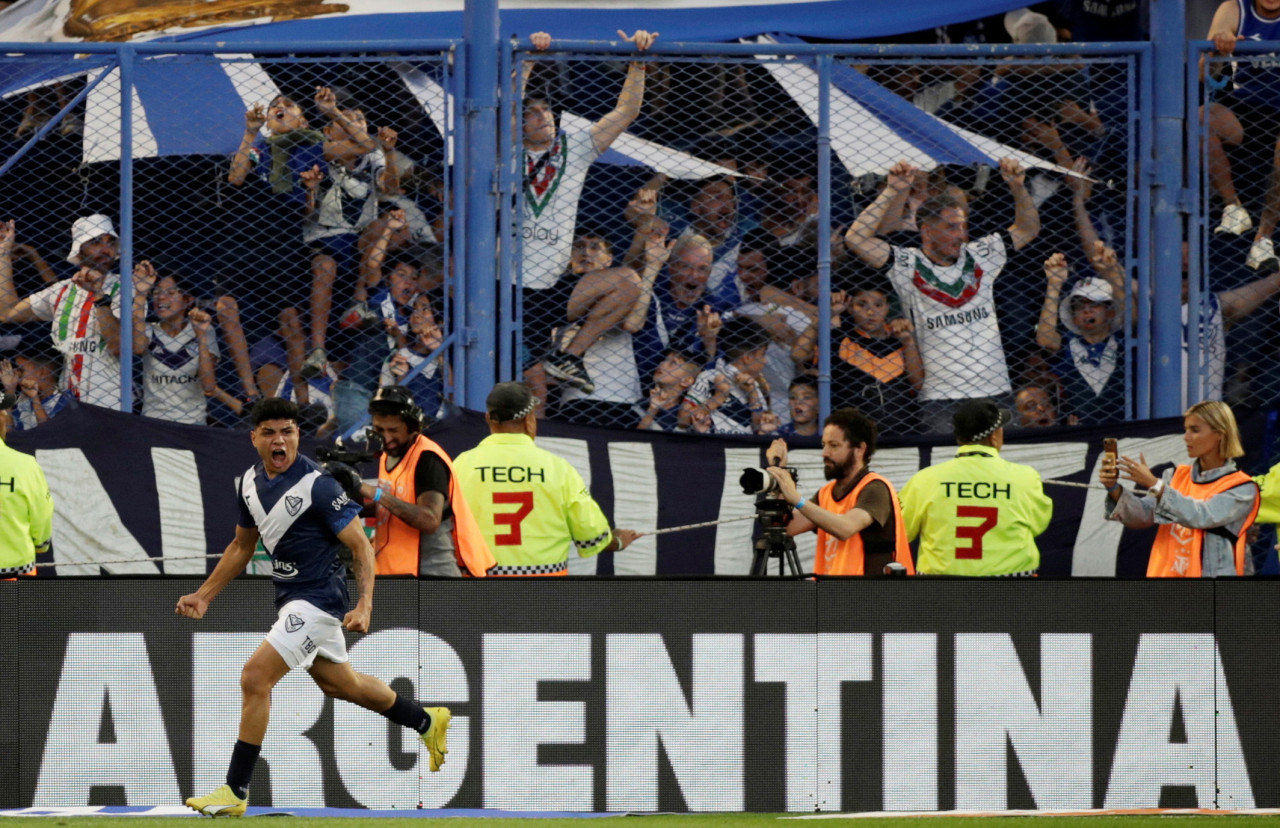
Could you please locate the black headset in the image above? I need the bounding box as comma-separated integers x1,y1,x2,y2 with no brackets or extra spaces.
368,387,424,432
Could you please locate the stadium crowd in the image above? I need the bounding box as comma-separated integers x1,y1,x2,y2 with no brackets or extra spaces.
0,1,1276,443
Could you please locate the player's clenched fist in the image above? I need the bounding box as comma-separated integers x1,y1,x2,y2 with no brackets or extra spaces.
176,593,208,620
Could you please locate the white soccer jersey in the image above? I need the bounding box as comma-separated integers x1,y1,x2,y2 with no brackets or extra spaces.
886,233,1011,400
520,129,601,290
143,321,218,424
27,275,124,408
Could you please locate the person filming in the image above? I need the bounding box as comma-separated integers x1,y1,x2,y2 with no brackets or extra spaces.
361,385,494,577
765,407,915,576
1100,400,1260,577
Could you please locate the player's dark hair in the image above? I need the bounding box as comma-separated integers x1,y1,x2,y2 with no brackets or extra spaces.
823,406,878,464
789,374,818,392
251,397,299,427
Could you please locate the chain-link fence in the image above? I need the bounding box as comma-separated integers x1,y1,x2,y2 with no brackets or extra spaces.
1193,43,1280,416
509,42,1143,439
0,46,457,435
0,40,1149,439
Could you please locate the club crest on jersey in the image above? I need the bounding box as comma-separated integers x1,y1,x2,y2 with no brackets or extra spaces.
912,251,983,309
286,495,303,516
286,613,304,633
524,132,568,219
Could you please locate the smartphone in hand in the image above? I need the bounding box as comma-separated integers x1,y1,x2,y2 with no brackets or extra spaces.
1102,438,1118,473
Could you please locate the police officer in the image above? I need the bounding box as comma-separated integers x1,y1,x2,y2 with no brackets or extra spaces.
900,397,1052,576
362,385,494,577
0,390,53,575
453,382,641,576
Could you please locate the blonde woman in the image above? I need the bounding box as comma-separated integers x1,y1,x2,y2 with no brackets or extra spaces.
1100,400,1260,577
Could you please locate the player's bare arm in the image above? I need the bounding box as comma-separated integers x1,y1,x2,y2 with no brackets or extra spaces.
175,525,259,620
338,518,376,633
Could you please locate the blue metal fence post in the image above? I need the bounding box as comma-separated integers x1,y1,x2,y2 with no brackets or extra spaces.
117,44,135,413
816,54,833,423
1149,0,1186,416
463,0,500,408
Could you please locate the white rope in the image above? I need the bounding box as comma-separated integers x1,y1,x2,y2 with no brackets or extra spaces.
1042,478,1112,492
43,553,248,568
644,513,759,536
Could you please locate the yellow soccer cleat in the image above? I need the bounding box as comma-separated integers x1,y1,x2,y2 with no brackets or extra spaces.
186,784,247,817
421,706,452,772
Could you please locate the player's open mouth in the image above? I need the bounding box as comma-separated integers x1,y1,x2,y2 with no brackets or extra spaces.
271,449,287,464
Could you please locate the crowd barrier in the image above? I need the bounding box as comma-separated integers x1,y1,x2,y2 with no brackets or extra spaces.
4,577,1278,812
8,402,1279,577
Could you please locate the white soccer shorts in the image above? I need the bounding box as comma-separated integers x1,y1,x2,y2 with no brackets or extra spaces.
264,599,350,670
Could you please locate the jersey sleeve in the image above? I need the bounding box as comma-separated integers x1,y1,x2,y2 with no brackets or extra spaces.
313,472,363,535
236,476,256,529
562,462,613,557
26,282,60,322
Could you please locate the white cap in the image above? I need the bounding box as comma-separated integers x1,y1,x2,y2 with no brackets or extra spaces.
1004,8,1057,44
67,214,117,265
1060,276,1120,336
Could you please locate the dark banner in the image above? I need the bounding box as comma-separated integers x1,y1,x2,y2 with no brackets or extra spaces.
7,578,1278,812
8,405,1276,576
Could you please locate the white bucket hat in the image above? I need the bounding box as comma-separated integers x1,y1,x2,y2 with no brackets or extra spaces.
67,214,118,265
1059,276,1120,336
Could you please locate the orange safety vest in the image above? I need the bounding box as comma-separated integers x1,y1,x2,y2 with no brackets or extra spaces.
815,471,915,575
1147,465,1259,578
374,434,495,577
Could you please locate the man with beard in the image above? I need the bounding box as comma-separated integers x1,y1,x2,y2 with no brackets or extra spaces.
0,216,155,410
899,398,1053,576
357,385,494,577
763,407,915,576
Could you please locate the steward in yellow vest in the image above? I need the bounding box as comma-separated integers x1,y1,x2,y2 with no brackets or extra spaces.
0,391,52,576
900,399,1052,576
765,407,915,576
1102,400,1259,577
453,382,642,576
362,386,494,577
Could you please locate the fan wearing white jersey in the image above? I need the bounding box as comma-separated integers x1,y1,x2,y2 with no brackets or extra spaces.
844,158,1041,434
0,215,155,410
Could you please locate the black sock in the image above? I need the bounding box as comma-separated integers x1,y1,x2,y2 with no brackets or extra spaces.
226,740,261,800
382,693,430,733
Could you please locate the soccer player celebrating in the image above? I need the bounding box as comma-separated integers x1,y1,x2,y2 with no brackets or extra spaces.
899,398,1053,576
177,397,449,816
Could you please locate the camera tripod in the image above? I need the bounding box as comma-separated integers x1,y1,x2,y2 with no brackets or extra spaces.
749,497,803,577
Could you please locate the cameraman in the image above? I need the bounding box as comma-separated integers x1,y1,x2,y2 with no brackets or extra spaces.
765,407,915,576
361,385,494,577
